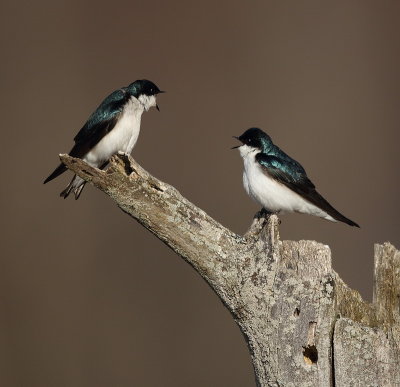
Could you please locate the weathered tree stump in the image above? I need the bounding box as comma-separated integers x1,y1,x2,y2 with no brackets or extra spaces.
60,153,400,386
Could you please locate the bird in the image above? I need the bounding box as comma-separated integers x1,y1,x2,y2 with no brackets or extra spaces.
232,127,359,227
44,79,164,199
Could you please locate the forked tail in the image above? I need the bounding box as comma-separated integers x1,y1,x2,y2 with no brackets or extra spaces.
43,163,67,184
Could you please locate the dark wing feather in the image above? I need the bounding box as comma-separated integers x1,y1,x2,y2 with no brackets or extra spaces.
255,153,359,227
69,115,120,158
43,88,129,184
71,88,129,155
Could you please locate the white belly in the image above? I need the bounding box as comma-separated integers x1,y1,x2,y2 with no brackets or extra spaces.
84,97,143,166
242,151,335,221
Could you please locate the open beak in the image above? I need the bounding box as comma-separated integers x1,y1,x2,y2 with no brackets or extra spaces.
231,136,241,149
156,90,165,111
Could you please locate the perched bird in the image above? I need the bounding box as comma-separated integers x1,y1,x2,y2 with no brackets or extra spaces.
44,79,164,199
233,128,359,227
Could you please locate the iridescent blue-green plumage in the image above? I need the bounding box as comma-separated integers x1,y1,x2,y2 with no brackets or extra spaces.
239,128,311,185
44,79,162,187
74,79,161,147
236,127,359,227
72,88,129,153
72,79,162,157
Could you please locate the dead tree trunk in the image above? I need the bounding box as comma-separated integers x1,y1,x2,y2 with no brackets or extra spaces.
61,153,400,386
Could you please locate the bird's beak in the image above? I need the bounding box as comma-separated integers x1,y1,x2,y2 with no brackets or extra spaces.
231,136,241,149
156,91,165,111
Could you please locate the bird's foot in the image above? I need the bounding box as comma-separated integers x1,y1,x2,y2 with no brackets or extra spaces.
117,151,130,157
244,208,281,242
255,208,274,220
115,151,133,169
245,208,270,239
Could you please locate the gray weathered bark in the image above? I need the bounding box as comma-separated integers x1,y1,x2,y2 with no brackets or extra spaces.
60,153,400,386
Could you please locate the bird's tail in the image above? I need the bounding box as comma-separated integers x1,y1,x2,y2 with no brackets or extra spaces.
331,211,360,228
43,163,67,184
60,175,86,200
317,194,360,227
304,189,360,227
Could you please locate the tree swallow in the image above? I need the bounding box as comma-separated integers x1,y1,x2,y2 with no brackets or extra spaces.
44,79,164,199
233,128,359,227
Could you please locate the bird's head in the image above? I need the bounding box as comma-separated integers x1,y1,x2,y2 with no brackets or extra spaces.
232,127,272,157
128,79,165,111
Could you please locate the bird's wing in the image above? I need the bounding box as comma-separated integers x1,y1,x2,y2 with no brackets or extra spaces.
43,88,130,185
70,88,130,158
256,152,314,190
255,153,359,227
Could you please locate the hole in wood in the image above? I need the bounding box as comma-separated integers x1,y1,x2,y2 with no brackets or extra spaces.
121,158,134,176
82,169,94,177
294,307,300,316
150,182,164,192
303,345,318,365
303,321,318,364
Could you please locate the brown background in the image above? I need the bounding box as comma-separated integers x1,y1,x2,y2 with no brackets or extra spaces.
1,1,399,386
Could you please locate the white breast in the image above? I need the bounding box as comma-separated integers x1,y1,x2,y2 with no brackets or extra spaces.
84,97,144,166
241,146,335,221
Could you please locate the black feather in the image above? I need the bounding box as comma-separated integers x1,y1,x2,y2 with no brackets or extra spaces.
256,153,360,227
43,163,67,184
43,89,125,185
